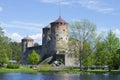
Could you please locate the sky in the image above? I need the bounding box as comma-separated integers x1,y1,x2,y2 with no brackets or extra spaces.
0,0,120,44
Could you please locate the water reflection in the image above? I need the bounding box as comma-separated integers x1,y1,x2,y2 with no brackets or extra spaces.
0,72,120,80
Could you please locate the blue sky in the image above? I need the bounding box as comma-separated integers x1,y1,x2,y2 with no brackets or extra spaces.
0,0,120,44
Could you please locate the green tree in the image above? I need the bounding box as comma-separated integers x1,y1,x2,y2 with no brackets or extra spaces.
81,41,93,66
28,50,40,65
9,42,21,63
93,33,106,66
34,42,40,47
104,30,120,71
94,40,106,66
113,49,120,69
69,19,96,71
0,27,11,65
0,27,21,64
0,50,9,65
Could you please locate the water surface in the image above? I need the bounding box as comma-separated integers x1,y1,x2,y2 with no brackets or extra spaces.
0,72,120,80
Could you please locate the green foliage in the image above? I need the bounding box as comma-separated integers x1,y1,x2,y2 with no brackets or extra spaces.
94,39,106,66
7,64,20,69
112,49,120,69
0,27,22,64
0,27,11,65
83,54,94,66
69,19,96,71
28,50,40,65
9,42,21,63
34,42,40,47
0,50,9,65
104,31,120,68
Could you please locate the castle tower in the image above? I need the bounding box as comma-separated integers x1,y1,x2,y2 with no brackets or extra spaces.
21,36,34,64
50,16,68,54
42,26,51,55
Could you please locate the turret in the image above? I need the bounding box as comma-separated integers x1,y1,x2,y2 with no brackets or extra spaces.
21,36,34,64
50,16,68,53
42,26,51,47
42,26,51,55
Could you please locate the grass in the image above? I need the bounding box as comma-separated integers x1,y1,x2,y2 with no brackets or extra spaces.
0,66,120,73
85,70,120,73
0,65,53,73
0,67,38,73
29,65,120,73
38,65,52,71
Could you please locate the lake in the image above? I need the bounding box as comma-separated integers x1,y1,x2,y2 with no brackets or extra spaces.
0,72,120,80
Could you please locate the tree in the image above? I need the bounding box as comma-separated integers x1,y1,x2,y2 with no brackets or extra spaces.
94,40,106,66
9,42,21,63
0,27,11,65
0,49,9,65
34,42,40,47
69,19,96,71
113,49,120,69
28,50,40,65
0,27,21,64
104,30,120,71
93,33,106,66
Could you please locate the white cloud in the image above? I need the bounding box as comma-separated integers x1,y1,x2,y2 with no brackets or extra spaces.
0,5,3,12
30,33,42,40
1,21,43,44
1,21,44,31
113,29,120,35
39,0,115,13
10,33,22,42
40,0,73,5
5,32,22,42
5,30,42,44
111,29,120,39
29,33,42,44
78,0,114,13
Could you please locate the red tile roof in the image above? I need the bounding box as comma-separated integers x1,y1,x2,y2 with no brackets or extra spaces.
51,16,67,24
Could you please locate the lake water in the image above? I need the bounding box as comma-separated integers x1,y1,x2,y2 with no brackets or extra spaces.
0,72,120,80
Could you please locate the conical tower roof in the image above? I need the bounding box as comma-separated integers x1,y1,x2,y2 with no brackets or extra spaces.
51,16,68,24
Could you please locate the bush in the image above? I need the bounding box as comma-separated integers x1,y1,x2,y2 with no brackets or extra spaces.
7,64,20,69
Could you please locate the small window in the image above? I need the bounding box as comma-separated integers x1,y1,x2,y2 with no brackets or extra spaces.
57,26,59,30
66,38,68,40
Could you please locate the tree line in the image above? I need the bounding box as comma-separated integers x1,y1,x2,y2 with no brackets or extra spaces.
0,27,21,65
68,19,120,71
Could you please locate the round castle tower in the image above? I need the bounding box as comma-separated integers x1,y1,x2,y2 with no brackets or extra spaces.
22,36,34,53
42,27,51,55
50,16,68,53
42,27,51,48
21,36,34,64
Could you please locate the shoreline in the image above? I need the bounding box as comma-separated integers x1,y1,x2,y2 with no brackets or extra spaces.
0,67,120,73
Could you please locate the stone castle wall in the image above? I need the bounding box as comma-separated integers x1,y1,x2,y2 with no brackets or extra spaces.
21,17,77,66
50,22,68,52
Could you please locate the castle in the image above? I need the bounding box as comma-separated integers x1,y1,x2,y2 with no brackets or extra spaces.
22,16,76,66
